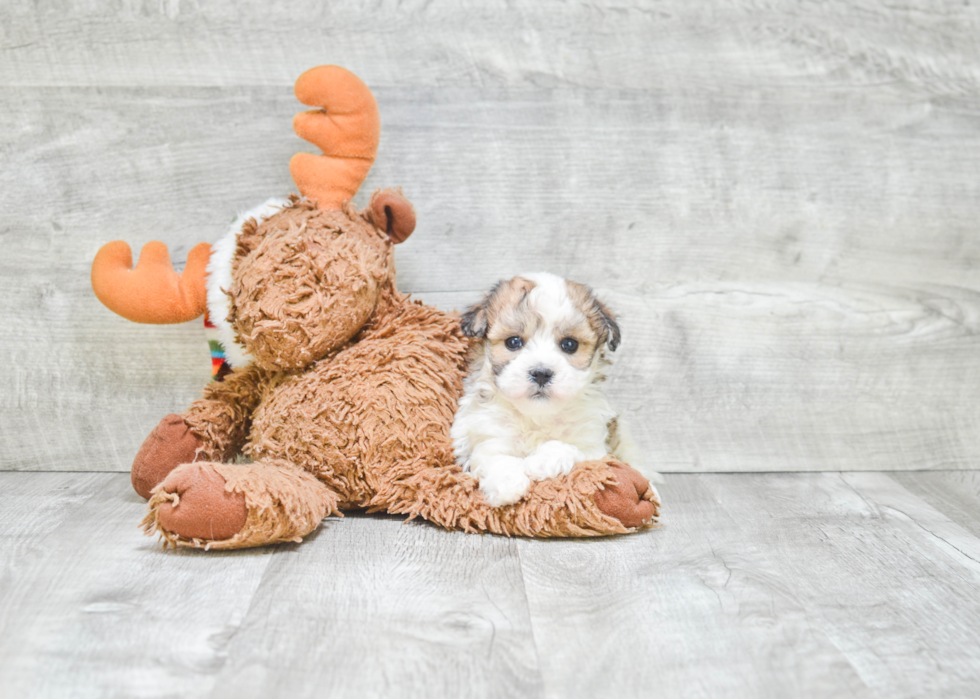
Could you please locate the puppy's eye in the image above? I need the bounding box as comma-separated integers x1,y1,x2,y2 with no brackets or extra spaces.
559,338,579,354
505,336,524,351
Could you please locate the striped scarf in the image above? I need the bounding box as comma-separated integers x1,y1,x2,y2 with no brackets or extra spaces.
204,313,230,381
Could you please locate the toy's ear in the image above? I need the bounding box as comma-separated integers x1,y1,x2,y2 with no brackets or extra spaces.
368,189,416,244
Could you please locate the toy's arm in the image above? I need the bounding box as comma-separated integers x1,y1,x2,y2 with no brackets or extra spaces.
130,364,279,499
182,364,280,461
374,456,659,537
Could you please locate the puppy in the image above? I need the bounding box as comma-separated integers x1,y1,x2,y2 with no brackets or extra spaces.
452,272,651,507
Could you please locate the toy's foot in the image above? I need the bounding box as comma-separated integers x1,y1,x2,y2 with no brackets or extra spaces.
593,461,661,529
132,414,203,499
154,463,248,541
144,460,341,550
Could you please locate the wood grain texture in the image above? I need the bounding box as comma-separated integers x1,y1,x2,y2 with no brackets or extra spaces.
210,514,542,699
517,474,874,699
519,472,980,699
697,473,980,698
4,471,980,698
0,473,275,698
890,471,980,539
3,0,978,93
2,0,979,472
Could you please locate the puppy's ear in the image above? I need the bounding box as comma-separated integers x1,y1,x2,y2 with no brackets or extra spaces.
594,299,622,352
460,281,502,338
567,280,622,352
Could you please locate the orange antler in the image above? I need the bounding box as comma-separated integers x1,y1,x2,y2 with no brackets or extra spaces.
91,241,211,324
289,65,380,210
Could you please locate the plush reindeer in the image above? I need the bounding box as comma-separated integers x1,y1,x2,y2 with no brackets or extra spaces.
91,65,659,549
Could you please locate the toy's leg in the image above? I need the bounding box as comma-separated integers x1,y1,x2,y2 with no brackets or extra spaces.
142,460,341,550
131,414,204,499
375,457,659,537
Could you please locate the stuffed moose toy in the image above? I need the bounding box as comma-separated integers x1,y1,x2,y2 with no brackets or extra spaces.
90,65,660,549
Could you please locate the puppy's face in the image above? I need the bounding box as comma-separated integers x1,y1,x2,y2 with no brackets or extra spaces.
461,272,621,413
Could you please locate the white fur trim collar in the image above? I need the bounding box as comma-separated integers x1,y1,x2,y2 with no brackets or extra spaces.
205,197,289,368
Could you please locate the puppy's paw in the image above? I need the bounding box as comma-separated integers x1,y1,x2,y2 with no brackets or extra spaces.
523,440,587,481
477,456,531,507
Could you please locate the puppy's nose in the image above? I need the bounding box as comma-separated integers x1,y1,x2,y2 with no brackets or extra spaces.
529,368,554,386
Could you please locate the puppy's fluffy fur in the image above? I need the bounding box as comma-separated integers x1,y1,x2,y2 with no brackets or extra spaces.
452,272,651,507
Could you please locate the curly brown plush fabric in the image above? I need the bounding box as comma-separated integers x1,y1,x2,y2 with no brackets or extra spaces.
228,199,392,371
134,195,659,550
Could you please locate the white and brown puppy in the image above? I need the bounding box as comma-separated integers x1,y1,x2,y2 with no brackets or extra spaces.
452,272,649,507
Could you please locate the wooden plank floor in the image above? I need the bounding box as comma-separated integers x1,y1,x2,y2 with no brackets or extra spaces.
3,471,980,698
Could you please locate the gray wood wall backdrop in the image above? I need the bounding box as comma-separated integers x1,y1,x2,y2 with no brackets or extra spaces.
2,0,978,473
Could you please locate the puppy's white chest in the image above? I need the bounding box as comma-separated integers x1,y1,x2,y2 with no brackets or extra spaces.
513,412,608,460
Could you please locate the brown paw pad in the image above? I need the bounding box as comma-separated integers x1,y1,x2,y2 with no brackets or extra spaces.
593,462,660,529
132,414,204,500
155,463,247,542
